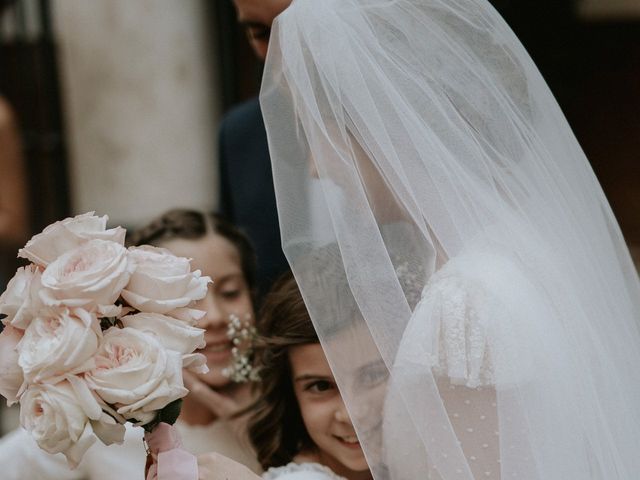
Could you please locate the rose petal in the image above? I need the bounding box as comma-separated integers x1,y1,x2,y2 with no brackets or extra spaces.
86,328,188,426
0,325,24,405
67,374,102,420
62,423,97,469
18,308,99,383
121,312,205,354
165,307,206,325
19,212,125,267
39,239,133,311
0,265,43,329
122,246,211,315
182,353,209,375
20,381,95,469
91,413,126,446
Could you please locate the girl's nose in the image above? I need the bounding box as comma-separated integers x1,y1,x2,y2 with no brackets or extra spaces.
334,400,350,423
351,401,371,422
198,292,226,329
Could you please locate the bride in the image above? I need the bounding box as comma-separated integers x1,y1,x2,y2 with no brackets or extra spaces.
204,0,640,478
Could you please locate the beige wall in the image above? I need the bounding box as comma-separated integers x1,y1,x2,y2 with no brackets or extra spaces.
53,0,220,227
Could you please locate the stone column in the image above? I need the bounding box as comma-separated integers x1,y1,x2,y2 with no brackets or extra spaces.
53,0,220,227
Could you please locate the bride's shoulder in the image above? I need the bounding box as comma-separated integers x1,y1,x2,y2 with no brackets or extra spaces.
400,241,545,388
262,462,346,480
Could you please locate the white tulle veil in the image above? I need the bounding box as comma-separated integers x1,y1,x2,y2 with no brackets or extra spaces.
260,0,640,478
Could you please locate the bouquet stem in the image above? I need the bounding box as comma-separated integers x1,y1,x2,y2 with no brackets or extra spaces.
144,422,198,480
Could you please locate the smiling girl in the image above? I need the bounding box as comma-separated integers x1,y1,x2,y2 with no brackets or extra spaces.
0,209,262,479
129,209,261,468
198,270,382,480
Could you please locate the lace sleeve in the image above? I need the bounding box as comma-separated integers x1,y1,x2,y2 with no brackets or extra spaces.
389,247,546,478
409,248,542,388
415,262,496,388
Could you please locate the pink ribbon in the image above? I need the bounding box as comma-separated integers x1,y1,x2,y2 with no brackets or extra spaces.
144,423,198,480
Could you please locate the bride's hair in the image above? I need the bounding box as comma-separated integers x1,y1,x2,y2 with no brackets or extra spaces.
127,208,257,295
247,270,318,469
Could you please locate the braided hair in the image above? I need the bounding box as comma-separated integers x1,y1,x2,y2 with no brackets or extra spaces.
128,209,257,297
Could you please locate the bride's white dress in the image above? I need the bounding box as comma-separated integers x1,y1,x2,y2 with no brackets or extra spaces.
385,240,603,479
262,462,346,480
262,0,640,476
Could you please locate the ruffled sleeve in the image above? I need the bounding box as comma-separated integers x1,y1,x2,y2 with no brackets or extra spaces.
406,249,540,388
415,266,494,387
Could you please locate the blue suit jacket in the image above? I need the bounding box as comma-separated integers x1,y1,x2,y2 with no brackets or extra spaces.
218,97,288,300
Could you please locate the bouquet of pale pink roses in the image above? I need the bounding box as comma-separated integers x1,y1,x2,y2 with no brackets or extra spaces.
0,212,210,473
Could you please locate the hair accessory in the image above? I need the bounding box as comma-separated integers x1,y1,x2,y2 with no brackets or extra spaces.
222,313,260,383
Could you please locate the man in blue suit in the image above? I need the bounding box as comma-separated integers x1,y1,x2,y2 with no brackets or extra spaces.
218,0,292,300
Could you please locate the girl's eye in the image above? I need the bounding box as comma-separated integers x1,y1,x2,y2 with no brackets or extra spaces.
305,380,334,393
355,363,389,389
220,289,242,300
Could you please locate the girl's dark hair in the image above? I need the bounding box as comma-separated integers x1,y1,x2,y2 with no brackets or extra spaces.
127,209,257,294
248,270,318,470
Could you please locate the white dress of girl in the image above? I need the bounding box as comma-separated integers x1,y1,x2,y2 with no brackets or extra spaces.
263,462,346,480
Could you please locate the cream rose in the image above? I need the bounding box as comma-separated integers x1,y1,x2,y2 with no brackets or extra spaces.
0,325,25,405
0,265,43,329
121,312,205,354
181,353,209,375
121,312,208,375
66,375,127,447
39,239,132,313
18,308,100,383
20,381,96,468
19,212,126,267
122,246,210,320
85,327,187,425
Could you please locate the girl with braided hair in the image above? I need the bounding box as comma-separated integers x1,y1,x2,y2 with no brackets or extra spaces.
0,209,261,478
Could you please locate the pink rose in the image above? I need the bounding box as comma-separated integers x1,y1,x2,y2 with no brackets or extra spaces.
122,246,210,321
20,379,125,469
39,239,133,314
0,325,25,405
0,265,43,329
18,308,100,383
85,327,187,425
121,312,205,354
121,312,208,375
19,212,126,267
181,353,209,375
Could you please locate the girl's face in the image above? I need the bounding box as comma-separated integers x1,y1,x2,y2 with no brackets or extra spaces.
289,343,371,480
161,233,254,388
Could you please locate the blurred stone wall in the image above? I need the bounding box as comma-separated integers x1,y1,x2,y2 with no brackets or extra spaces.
52,0,219,227
579,0,640,19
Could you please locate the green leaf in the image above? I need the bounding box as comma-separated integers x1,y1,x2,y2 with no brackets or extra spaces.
142,399,183,433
